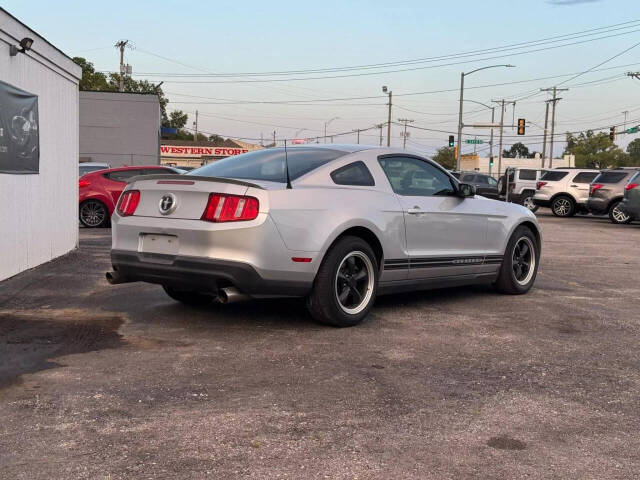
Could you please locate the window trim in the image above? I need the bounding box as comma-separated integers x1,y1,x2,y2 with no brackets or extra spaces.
377,153,458,197
330,160,375,186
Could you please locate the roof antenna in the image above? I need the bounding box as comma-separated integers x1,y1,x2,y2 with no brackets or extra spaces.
284,138,292,189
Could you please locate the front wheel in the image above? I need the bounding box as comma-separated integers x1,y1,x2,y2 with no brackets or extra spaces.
495,226,539,295
608,201,632,224
307,236,378,327
522,194,539,213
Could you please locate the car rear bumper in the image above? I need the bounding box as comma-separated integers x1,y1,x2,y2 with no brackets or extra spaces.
532,197,551,208
586,197,608,215
110,249,313,297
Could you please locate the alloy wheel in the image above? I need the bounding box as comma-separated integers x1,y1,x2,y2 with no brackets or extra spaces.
334,251,374,315
512,237,536,286
80,201,107,227
523,196,536,211
611,205,630,223
553,198,571,216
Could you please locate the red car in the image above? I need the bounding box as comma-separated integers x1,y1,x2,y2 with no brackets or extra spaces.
79,165,182,227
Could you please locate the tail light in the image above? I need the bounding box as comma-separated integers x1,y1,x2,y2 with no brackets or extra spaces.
590,183,603,196
625,182,639,191
536,181,547,190
117,190,140,216
201,193,259,222
79,179,90,188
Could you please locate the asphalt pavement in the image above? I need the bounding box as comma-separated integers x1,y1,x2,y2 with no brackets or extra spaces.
1,212,639,479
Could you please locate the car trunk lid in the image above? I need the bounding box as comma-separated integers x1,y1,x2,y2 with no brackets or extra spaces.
126,174,266,220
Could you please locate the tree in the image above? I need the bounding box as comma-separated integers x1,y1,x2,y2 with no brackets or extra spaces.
209,134,224,143
432,146,456,170
627,138,640,164
73,57,110,91
564,130,630,169
167,110,188,129
502,142,532,158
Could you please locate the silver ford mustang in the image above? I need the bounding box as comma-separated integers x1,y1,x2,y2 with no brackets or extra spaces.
107,145,541,327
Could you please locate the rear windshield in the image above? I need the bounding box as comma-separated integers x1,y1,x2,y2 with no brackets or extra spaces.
593,172,628,184
540,171,568,181
518,169,537,180
188,148,347,182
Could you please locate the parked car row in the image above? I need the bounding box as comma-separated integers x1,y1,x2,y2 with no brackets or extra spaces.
532,167,640,224
79,165,183,227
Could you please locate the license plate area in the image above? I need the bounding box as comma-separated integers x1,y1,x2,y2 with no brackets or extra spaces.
139,234,179,256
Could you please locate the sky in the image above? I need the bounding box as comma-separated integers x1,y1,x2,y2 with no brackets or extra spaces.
4,0,640,156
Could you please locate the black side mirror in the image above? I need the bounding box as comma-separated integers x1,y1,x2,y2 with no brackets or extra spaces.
457,183,476,198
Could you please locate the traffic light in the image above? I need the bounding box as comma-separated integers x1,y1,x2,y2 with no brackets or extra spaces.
448,135,455,147
609,126,616,141
517,118,526,135
489,157,494,167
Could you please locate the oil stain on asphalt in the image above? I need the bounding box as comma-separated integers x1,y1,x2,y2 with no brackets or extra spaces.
0,309,124,389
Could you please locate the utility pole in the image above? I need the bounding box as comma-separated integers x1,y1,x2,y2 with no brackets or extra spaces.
627,72,640,80
260,132,264,147
273,131,276,147
488,107,495,177
386,91,392,146
541,101,550,168
492,99,515,177
353,129,361,144
115,40,129,93
398,118,414,150
541,87,568,169
193,110,199,140
623,110,629,130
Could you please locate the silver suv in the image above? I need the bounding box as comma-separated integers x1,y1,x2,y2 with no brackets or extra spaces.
533,168,600,217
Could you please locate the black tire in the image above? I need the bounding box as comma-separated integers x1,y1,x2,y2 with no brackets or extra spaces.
522,194,539,213
497,176,506,196
306,236,378,327
551,195,575,217
495,225,539,295
79,199,109,227
608,201,632,224
163,285,215,305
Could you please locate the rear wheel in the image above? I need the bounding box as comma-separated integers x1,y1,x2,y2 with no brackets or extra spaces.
307,236,378,327
522,194,539,213
79,200,109,227
608,201,632,224
495,226,539,295
162,286,215,305
551,195,575,217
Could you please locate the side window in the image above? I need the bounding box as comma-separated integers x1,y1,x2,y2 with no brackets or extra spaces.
461,174,476,183
105,170,142,182
378,156,455,197
475,175,489,185
330,161,375,186
487,176,498,187
572,172,598,184
518,169,537,180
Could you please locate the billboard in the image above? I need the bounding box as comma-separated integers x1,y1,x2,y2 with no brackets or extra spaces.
0,80,40,174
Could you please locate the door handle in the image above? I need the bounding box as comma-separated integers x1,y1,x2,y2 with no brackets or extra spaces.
570,184,578,187
407,206,422,214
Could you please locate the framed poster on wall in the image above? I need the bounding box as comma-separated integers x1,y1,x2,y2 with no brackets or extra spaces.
0,79,40,174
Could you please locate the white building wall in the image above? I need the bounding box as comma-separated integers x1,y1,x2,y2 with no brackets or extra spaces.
0,9,81,281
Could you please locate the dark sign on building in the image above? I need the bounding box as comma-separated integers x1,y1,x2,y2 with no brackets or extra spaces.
0,79,40,174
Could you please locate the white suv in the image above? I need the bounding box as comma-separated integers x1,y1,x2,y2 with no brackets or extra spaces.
499,168,547,212
533,168,600,217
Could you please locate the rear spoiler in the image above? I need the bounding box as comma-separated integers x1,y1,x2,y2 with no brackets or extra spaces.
127,174,265,190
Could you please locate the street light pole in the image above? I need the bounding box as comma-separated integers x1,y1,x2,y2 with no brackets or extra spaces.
324,117,339,144
456,64,514,170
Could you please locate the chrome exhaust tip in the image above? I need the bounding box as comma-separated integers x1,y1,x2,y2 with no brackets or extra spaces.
218,287,249,304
